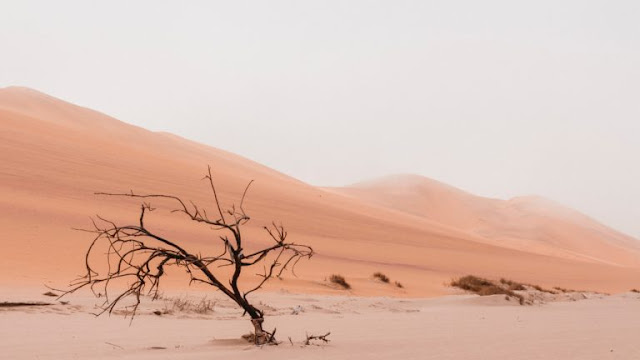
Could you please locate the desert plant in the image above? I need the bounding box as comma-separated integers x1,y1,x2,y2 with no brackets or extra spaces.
60,166,313,345
530,284,556,294
500,278,556,293
329,274,351,289
499,278,526,291
394,281,404,288
158,296,217,315
631,289,640,293
451,275,524,305
373,272,390,283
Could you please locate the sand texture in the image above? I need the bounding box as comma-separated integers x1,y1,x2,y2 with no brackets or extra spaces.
1,288,639,359
1,86,640,359
1,86,639,295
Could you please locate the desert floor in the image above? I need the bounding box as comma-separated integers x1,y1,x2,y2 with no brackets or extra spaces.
2,88,640,360
1,287,639,360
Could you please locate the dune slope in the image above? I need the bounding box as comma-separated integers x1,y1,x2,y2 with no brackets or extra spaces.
329,174,640,267
1,86,639,295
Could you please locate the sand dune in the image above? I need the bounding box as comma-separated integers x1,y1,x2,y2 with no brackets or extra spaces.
329,174,640,266
1,86,639,296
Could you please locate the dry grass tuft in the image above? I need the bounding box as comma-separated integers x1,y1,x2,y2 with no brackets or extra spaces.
451,275,525,305
500,278,557,294
156,295,216,315
329,274,351,290
499,278,526,291
530,284,556,294
373,272,390,283
553,286,593,294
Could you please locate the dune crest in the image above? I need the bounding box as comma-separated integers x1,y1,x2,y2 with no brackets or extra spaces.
330,174,640,266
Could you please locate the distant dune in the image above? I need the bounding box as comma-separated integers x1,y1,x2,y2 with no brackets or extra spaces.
1,86,639,295
329,174,640,266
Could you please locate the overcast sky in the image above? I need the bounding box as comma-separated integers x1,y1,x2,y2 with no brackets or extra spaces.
1,0,639,238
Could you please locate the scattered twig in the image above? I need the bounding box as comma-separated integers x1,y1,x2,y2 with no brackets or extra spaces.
305,332,331,345
105,342,124,350
0,302,52,307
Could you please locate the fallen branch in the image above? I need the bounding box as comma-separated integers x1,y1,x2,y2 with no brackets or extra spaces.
305,332,331,345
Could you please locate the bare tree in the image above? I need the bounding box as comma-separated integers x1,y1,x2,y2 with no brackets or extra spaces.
62,166,313,345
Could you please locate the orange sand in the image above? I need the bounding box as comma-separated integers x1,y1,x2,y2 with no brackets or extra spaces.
1,86,639,296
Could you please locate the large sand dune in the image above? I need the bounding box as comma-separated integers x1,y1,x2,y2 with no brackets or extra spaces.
1,86,639,295
329,174,640,267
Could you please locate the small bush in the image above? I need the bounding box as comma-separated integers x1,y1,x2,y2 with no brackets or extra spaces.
329,274,351,290
394,281,404,288
452,275,495,292
373,272,390,283
451,275,524,305
159,296,216,315
499,278,526,291
530,284,556,294
554,286,588,293
631,289,640,293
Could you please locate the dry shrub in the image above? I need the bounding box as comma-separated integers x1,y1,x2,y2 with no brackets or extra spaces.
394,281,404,289
329,274,351,290
373,272,390,283
530,284,556,294
499,278,526,291
451,275,525,305
500,278,557,294
553,286,593,294
631,289,640,293
160,296,216,315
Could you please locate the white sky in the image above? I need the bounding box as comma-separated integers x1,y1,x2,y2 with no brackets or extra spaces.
1,1,639,238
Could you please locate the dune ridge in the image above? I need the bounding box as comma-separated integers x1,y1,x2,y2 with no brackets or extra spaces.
329,173,640,266
1,86,639,296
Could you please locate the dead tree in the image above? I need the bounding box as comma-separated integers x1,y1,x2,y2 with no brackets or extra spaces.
62,166,313,345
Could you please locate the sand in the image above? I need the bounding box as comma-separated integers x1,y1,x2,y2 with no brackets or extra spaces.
1,86,639,296
1,86,640,359
1,287,639,359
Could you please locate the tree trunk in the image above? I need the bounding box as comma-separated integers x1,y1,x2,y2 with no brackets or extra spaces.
251,317,268,345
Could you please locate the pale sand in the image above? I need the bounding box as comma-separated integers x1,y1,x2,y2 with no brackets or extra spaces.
1,288,639,359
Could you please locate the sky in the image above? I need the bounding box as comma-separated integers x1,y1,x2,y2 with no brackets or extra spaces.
1,0,639,238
